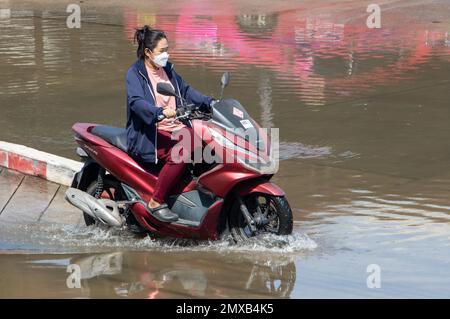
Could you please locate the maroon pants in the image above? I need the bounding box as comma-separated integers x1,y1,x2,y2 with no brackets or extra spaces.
150,127,194,204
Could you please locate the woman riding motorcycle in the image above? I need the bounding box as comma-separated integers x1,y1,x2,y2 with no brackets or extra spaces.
125,25,216,222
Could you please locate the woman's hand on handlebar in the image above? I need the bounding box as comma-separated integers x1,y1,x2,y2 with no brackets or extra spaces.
163,108,177,119
157,104,209,123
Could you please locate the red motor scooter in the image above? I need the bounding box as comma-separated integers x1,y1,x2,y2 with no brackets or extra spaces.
65,72,293,242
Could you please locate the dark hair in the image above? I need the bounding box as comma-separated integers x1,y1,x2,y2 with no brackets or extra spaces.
134,25,167,60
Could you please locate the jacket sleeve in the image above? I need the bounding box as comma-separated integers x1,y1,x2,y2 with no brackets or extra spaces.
174,70,214,112
126,68,164,125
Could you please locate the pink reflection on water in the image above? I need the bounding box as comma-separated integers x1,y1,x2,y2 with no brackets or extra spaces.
123,3,450,105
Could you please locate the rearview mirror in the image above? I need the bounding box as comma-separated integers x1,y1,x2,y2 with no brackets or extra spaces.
156,82,178,97
219,72,230,99
221,72,230,88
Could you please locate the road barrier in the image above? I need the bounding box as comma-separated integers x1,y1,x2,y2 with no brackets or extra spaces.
0,141,82,186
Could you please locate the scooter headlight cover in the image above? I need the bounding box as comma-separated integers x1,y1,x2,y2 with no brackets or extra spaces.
207,127,279,174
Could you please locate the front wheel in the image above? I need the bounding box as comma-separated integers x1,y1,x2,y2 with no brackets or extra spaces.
229,193,293,242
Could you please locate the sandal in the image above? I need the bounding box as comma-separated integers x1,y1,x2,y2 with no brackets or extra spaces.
146,202,179,222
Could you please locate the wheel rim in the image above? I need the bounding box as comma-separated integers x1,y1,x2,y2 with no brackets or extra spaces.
237,194,281,238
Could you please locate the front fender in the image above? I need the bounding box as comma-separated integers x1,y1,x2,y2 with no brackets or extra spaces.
233,178,285,197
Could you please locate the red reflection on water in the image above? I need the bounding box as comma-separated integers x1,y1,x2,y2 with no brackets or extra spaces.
123,3,450,105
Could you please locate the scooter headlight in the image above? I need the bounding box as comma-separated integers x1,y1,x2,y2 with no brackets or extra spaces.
207,127,256,156
207,127,279,174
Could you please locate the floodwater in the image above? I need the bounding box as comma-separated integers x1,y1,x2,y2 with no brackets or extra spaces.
1,0,450,298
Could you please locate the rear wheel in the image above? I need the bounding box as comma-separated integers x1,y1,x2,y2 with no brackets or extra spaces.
83,176,124,226
229,193,293,242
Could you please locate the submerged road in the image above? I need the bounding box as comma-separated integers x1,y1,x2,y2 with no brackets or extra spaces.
1,0,450,298
0,167,82,226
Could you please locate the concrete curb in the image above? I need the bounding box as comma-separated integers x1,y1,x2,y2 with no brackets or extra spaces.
0,141,82,186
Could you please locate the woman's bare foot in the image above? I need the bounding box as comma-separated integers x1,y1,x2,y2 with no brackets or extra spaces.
148,198,162,209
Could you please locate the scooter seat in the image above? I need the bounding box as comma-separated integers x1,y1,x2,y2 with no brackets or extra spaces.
91,125,128,153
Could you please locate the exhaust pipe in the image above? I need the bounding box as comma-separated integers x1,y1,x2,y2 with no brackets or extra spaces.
65,188,124,227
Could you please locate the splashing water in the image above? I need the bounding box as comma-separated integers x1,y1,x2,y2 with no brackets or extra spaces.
0,222,317,254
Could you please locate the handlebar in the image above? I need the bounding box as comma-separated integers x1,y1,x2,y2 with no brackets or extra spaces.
156,103,210,122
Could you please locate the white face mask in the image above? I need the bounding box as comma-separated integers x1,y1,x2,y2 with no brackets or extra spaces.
152,51,169,68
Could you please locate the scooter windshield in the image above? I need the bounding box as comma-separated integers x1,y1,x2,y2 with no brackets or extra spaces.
210,98,264,151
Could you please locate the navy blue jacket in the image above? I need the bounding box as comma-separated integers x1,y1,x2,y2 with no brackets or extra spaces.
125,59,214,164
